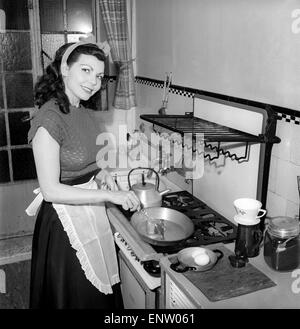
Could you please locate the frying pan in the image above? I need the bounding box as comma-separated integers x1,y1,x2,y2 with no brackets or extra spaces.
170,247,224,273
130,207,194,246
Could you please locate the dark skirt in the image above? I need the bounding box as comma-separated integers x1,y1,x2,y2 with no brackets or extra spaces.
29,171,123,309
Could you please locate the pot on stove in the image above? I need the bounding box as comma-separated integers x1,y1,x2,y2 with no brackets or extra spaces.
128,167,170,208
170,247,224,273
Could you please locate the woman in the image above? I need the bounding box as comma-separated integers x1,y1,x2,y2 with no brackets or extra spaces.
26,39,140,309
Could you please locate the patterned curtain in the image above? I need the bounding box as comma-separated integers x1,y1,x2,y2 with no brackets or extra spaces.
99,0,136,110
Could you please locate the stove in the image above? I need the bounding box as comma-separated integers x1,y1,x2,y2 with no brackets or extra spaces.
153,190,237,253
117,190,237,277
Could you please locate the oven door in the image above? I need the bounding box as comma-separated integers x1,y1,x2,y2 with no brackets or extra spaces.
118,250,160,309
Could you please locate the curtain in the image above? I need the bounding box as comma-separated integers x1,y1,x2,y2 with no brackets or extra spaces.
99,0,136,110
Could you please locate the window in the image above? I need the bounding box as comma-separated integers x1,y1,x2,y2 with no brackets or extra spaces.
0,0,108,184
0,0,36,183
39,0,108,111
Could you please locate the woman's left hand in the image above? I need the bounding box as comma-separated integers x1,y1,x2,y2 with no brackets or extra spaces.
96,169,118,191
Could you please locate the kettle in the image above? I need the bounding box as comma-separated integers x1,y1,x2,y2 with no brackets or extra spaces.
128,167,170,208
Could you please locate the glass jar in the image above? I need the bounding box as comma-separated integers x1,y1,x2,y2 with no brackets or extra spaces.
263,216,300,272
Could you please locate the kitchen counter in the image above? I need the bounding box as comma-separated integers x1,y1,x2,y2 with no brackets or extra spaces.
159,242,300,309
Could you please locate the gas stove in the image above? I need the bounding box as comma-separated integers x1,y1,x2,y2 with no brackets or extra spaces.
151,190,237,254
117,190,237,277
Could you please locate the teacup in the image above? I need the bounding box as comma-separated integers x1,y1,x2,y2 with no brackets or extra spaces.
233,198,267,222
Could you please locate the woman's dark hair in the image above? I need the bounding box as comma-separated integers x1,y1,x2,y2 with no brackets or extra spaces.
34,43,107,114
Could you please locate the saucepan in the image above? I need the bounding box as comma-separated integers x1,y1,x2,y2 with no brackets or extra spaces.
170,247,224,273
130,207,194,246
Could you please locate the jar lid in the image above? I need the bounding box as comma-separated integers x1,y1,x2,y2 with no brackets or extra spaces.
267,216,300,238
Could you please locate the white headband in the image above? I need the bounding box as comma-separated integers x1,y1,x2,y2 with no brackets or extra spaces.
60,34,110,69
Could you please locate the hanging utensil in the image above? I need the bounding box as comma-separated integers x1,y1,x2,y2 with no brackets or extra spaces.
164,72,172,104
158,72,167,115
158,72,172,115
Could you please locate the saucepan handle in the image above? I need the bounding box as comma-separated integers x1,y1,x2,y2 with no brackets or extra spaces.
170,261,194,273
212,249,224,264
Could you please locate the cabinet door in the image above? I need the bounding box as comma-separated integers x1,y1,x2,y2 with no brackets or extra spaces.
165,275,198,309
119,255,146,309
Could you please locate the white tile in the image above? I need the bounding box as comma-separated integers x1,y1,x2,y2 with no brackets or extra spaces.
268,155,278,193
266,191,287,217
274,158,300,203
136,83,162,112
272,120,292,160
285,163,300,204
286,200,299,219
274,158,291,199
125,107,137,133
290,124,300,165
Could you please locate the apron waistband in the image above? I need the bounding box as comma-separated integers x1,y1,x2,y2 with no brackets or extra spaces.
25,170,100,217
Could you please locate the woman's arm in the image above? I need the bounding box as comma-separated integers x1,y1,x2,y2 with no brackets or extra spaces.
32,127,140,210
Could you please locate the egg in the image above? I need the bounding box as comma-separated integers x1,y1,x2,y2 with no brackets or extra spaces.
194,253,210,266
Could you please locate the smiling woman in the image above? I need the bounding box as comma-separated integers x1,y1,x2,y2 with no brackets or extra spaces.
26,40,140,309
62,54,105,105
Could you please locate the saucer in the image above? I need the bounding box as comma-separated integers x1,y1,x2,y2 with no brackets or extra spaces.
234,214,260,226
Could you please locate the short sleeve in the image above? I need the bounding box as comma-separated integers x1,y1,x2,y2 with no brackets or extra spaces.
28,109,64,145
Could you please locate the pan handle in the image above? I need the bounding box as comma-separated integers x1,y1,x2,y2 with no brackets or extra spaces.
170,261,195,273
212,249,224,264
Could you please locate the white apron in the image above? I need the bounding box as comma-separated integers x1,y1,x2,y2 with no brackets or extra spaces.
26,177,120,295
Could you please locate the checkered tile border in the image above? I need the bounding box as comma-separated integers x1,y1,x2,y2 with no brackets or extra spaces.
109,76,300,124
276,112,300,125
135,77,194,98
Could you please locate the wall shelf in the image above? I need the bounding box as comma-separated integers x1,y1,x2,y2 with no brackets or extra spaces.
140,113,281,162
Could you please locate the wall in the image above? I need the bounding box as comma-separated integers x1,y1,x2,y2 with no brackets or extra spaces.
0,182,37,239
134,0,300,219
136,0,300,110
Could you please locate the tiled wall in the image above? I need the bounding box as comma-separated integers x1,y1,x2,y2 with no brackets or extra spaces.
267,114,300,218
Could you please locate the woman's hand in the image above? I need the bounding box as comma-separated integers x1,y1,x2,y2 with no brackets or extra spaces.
108,190,140,212
96,169,118,191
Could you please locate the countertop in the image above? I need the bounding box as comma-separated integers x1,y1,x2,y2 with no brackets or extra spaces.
160,242,300,309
